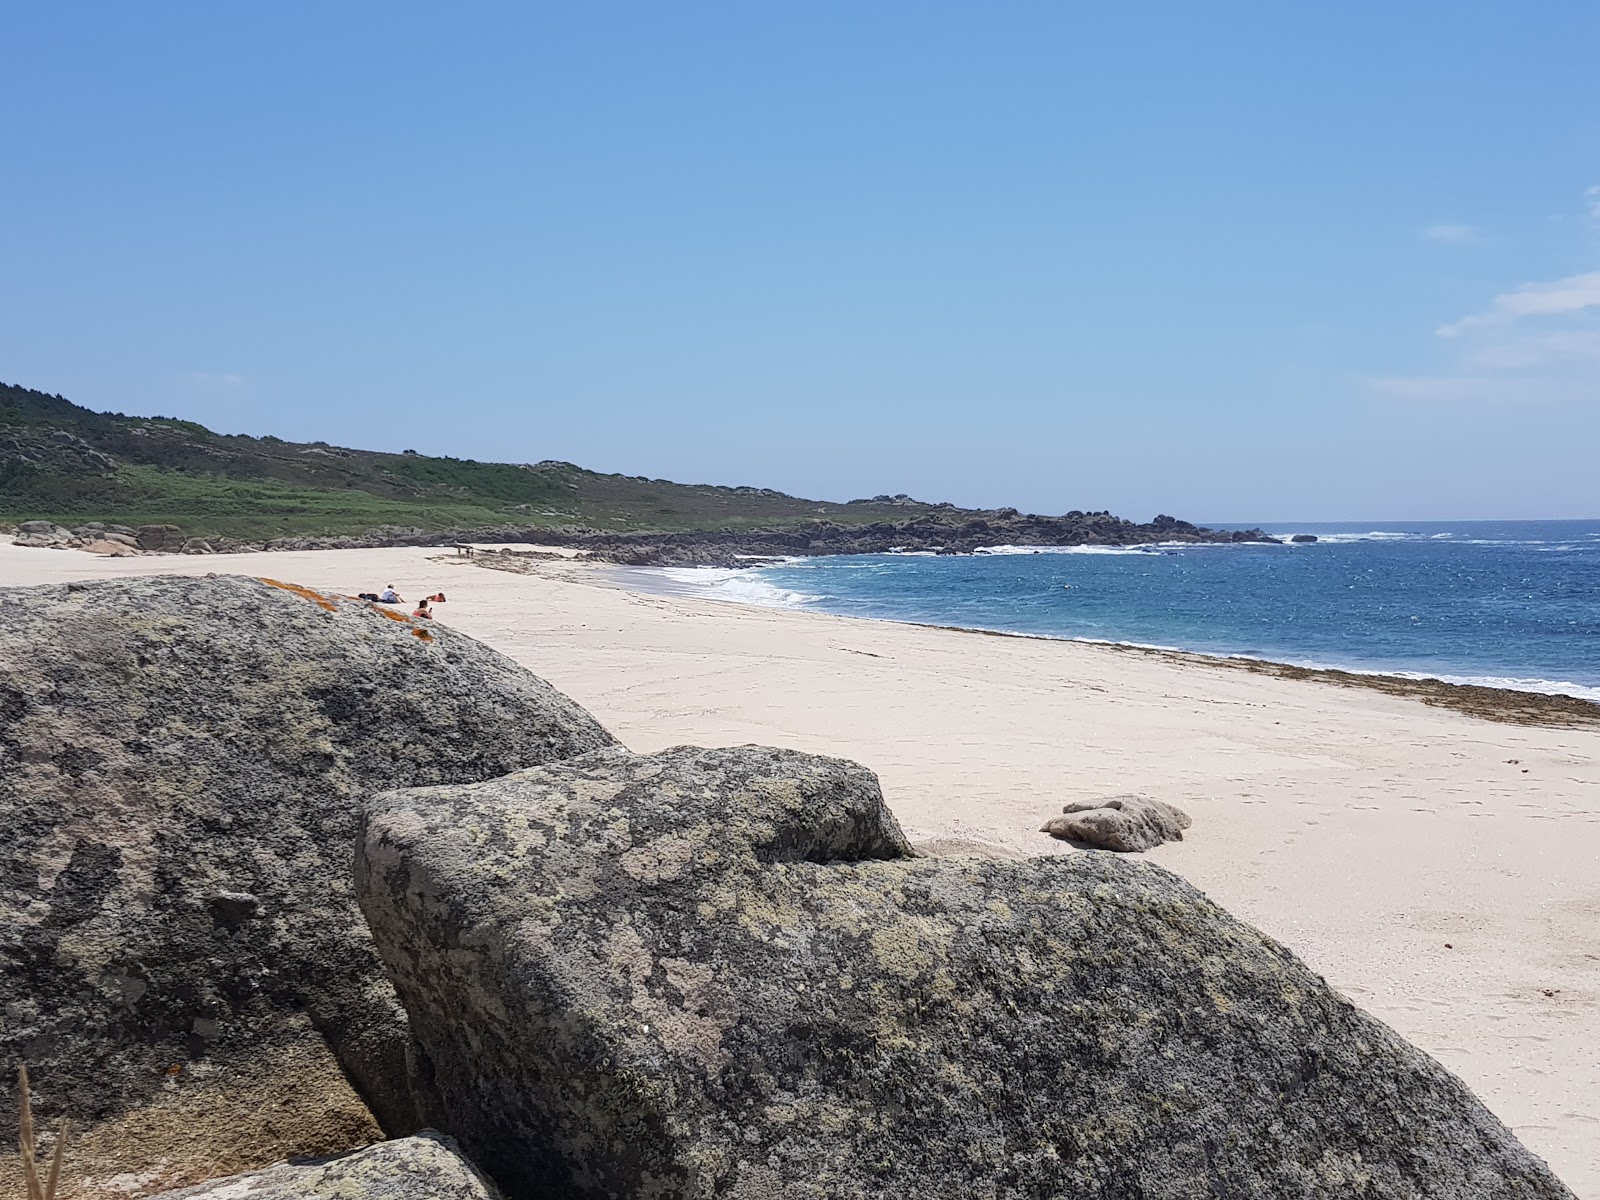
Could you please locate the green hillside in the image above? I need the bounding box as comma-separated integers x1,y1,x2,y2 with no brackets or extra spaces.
0,381,952,540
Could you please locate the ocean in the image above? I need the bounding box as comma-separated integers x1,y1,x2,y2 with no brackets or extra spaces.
627,520,1600,702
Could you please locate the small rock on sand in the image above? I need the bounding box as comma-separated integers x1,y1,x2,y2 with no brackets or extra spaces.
1040,793,1191,852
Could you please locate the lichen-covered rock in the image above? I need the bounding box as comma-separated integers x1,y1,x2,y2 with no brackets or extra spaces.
0,574,618,1198
357,745,1572,1200
1041,793,1192,852
147,1131,502,1198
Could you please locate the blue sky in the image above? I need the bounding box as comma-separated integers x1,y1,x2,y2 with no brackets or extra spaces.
2,3,1597,521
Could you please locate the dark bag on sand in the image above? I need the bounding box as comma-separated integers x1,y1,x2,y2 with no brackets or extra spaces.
358,592,380,602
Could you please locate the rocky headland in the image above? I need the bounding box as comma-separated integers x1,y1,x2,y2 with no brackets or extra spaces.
2,574,1576,1199
8,510,1277,566
522,510,1277,566
1,380,1277,565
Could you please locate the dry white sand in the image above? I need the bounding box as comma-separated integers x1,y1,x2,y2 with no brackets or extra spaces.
4,542,1596,1195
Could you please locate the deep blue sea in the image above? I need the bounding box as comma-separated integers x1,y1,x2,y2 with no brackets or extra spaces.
631,521,1600,701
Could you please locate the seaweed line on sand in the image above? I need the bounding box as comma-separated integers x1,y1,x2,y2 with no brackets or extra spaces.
931,625,1600,730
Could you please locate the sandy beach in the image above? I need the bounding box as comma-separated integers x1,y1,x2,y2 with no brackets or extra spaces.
3,541,1596,1195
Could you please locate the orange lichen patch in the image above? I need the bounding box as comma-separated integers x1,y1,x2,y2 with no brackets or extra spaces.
258,578,337,612
369,606,412,624
411,628,434,642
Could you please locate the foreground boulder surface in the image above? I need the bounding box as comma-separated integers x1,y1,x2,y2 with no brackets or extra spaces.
148,1132,502,1199
1041,793,1192,852
0,574,618,1197
358,745,1572,1200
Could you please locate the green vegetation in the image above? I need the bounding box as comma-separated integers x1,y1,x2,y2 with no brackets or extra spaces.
0,381,950,541
7,466,522,539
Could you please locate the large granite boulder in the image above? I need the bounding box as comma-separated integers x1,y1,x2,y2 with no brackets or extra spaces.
357,745,1572,1200
147,1132,501,1199
135,523,187,552
0,574,617,1197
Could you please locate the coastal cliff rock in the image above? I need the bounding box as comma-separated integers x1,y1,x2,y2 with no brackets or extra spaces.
189,512,1278,564
491,512,1279,566
357,744,1571,1200
0,574,617,1198
146,1132,502,1199
1041,793,1192,852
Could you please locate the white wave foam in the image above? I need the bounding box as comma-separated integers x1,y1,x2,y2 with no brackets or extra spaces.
1157,647,1600,703
636,566,821,609
1365,669,1600,703
1274,531,1597,547
974,544,1166,556
1287,530,1419,544
1062,641,1600,702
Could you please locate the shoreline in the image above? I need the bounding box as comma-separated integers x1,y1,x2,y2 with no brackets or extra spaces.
10,534,1600,724
21,531,1600,720
938,626,1600,729
598,557,1600,727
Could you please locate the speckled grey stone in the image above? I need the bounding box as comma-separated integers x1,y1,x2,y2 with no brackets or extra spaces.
0,574,617,1172
1041,793,1193,852
357,744,1573,1200
148,1131,501,1198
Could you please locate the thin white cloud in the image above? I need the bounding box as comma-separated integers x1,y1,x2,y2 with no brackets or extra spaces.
1424,223,1475,242
1367,376,1533,403
1466,330,1600,369
1381,188,1600,404
1436,271,1600,337
187,371,247,387
1368,372,1595,404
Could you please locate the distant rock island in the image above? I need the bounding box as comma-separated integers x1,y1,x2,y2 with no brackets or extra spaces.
1,380,1275,563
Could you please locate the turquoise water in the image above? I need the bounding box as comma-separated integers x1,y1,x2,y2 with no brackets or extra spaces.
631,520,1600,700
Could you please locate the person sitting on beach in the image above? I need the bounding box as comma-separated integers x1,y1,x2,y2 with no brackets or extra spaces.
379,585,402,603
412,599,432,619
